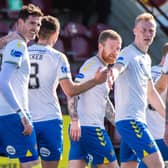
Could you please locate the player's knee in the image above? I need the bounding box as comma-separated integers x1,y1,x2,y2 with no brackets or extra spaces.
97,160,119,168
143,152,164,168
19,155,40,168
68,160,86,168
20,160,40,168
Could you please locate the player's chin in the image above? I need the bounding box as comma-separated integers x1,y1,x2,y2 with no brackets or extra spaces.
28,35,36,41
105,58,116,64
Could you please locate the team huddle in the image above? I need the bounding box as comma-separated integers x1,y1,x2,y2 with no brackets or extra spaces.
0,3,167,168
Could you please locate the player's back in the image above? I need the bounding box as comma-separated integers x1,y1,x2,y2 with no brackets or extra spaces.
28,44,70,122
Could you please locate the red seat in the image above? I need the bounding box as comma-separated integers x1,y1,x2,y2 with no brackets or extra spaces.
90,22,112,50
54,37,65,53
90,22,112,37
63,21,91,38
7,11,19,19
67,34,93,62
0,22,9,35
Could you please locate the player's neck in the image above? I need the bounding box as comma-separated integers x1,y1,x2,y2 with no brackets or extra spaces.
133,42,148,54
37,39,53,47
17,32,27,43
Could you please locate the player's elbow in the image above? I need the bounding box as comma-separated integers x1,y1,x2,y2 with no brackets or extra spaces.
65,89,77,97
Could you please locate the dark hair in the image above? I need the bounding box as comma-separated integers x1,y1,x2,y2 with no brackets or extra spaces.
39,15,60,39
18,3,43,21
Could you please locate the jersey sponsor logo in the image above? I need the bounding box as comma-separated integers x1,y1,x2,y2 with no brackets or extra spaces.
10,49,23,57
61,66,69,73
6,145,16,155
40,147,51,157
76,73,84,79
117,56,124,61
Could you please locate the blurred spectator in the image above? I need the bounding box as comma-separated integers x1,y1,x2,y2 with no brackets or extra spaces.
81,0,112,26
52,0,112,27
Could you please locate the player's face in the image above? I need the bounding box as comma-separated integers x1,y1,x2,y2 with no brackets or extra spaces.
134,20,156,47
19,15,42,42
101,38,121,64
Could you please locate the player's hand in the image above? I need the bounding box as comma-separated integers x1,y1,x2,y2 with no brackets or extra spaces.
94,67,108,85
70,119,81,141
17,110,33,135
164,123,168,145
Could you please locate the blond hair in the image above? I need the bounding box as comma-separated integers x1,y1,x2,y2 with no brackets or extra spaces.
134,12,156,27
98,29,122,45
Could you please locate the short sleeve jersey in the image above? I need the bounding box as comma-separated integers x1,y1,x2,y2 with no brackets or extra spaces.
28,44,72,121
75,56,110,129
0,39,30,115
115,44,152,123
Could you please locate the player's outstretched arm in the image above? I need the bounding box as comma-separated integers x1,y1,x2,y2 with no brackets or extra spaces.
60,67,108,97
0,63,32,135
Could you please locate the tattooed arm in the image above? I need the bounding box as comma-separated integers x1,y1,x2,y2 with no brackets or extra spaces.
67,96,81,141
67,96,79,120
105,97,115,126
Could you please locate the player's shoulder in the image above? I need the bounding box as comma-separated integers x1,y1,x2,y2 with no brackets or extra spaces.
116,45,133,64
6,39,26,50
80,55,100,72
120,44,134,55
50,47,69,62
4,39,26,58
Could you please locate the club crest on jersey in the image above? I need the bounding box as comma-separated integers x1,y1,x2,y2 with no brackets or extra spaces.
10,49,23,57
61,66,69,73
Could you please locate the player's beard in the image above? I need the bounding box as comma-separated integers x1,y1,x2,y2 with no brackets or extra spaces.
101,49,116,64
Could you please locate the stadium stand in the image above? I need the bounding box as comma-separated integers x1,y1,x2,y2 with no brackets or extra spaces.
66,34,93,62
90,22,112,51
63,21,92,38
54,37,65,53
0,21,9,35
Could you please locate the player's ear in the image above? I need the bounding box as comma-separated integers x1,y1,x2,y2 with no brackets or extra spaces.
17,18,24,27
133,27,136,36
